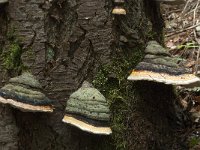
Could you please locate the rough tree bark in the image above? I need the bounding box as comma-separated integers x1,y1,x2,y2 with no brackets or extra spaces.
0,0,187,150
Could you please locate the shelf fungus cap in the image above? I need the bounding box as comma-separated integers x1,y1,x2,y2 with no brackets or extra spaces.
128,41,200,86
62,81,112,135
112,6,126,15
0,0,8,4
0,72,54,112
114,0,125,3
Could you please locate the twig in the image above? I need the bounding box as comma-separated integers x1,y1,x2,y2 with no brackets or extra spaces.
193,0,199,25
193,0,200,74
182,0,192,14
194,46,200,75
165,23,200,37
184,5,200,17
165,9,182,16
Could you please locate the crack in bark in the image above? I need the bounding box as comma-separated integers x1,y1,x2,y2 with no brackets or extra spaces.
69,25,87,59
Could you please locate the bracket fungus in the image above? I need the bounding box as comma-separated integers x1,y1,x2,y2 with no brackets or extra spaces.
128,41,200,86
0,0,8,4
62,81,112,135
0,72,54,112
112,0,126,15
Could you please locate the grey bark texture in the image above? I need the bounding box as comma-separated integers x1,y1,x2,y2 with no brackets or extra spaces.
0,0,166,149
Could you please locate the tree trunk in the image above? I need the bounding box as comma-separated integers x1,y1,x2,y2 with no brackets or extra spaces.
0,0,187,150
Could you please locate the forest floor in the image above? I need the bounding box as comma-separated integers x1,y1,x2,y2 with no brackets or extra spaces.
161,0,200,149
162,0,200,73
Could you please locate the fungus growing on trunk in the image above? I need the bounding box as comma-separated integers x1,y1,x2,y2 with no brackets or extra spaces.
0,0,8,4
128,41,200,85
62,81,112,135
112,0,126,15
0,72,54,112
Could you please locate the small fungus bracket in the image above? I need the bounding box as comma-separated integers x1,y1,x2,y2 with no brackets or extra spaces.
112,0,126,15
0,72,54,112
62,82,112,135
128,41,200,86
0,0,8,5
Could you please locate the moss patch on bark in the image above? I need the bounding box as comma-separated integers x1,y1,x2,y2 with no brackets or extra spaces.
93,48,143,149
1,27,25,74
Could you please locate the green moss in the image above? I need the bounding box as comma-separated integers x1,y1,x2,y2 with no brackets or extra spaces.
146,30,157,40
6,26,16,41
189,137,200,148
93,48,143,150
3,42,22,70
1,27,26,74
25,48,35,60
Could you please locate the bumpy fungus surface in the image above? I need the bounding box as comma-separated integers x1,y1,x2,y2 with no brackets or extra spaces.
62,81,112,135
0,0,8,4
114,0,125,3
128,41,200,85
0,72,54,112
